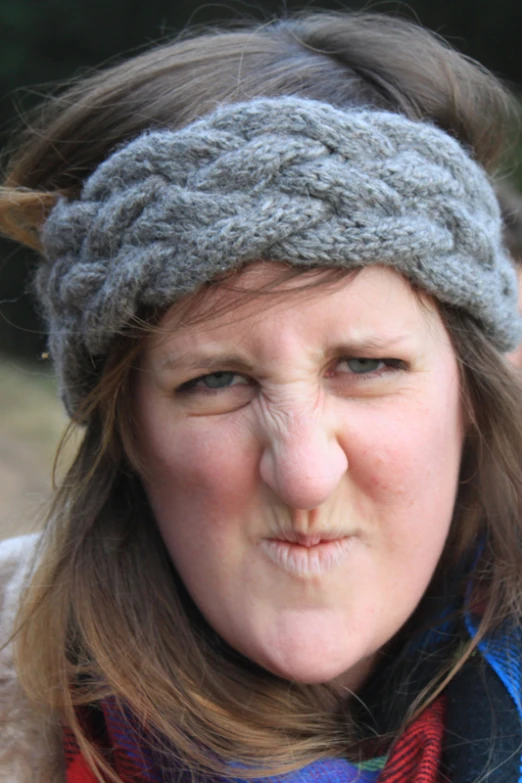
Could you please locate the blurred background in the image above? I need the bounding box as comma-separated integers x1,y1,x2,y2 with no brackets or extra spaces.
1,0,522,539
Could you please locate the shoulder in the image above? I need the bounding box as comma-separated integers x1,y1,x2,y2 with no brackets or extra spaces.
0,534,65,783
0,533,40,636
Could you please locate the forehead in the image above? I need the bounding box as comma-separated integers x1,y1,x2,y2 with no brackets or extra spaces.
144,262,444,365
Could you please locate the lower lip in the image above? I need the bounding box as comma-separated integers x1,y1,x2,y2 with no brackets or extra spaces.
260,538,355,577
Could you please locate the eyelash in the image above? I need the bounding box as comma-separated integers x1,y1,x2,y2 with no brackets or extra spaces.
176,372,251,394
335,357,406,377
175,358,407,395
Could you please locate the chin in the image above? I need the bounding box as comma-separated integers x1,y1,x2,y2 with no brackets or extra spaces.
257,646,370,687
278,668,348,685
236,614,377,688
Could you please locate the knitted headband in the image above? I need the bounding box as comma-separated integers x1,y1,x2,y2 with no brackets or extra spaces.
39,96,520,415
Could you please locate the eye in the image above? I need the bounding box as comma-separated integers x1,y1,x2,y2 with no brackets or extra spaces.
198,371,239,390
177,371,249,393
174,370,255,414
342,358,385,374
335,357,406,377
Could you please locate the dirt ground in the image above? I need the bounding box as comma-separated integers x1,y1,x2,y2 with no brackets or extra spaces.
0,356,71,541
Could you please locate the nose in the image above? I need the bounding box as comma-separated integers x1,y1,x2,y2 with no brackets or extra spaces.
259,412,348,509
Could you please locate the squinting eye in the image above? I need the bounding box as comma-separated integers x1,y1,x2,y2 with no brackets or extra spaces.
178,371,247,393
343,358,385,374
201,372,239,389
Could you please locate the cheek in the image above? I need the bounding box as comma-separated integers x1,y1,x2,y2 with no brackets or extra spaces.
344,391,463,535
138,414,263,627
139,414,258,528
368,418,456,492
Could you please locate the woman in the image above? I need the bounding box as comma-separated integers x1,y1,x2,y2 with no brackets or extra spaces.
1,12,522,783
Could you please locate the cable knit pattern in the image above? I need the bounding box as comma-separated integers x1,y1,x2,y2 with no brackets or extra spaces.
39,97,520,414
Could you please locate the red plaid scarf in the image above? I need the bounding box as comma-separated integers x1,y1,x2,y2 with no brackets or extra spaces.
64,694,446,783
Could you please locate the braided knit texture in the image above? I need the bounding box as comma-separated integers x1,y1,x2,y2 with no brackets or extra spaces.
39,97,520,414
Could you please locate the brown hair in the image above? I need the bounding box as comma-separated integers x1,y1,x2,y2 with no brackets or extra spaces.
2,12,522,783
0,12,515,249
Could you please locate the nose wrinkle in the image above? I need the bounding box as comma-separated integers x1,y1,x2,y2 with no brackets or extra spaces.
259,419,348,510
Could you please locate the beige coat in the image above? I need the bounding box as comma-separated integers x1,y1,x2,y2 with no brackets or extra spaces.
0,535,64,782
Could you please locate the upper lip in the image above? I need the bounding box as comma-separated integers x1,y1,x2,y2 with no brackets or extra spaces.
267,531,351,547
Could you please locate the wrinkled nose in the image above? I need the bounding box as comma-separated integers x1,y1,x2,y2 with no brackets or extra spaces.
259,415,348,510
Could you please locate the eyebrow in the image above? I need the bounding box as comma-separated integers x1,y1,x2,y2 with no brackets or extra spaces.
156,352,256,375
154,333,414,376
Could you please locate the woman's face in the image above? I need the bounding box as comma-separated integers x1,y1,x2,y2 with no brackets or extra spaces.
135,264,464,687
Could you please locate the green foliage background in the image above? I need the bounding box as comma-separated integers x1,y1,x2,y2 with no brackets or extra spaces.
1,0,521,359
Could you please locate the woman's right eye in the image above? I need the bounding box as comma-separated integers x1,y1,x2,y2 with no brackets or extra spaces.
177,371,250,394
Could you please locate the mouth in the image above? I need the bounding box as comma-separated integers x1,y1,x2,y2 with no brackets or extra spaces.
260,532,355,577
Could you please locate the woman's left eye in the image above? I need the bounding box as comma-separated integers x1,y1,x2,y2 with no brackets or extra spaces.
337,358,404,375
177,371,249,393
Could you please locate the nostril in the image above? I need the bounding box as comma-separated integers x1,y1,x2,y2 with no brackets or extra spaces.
259,433,348,509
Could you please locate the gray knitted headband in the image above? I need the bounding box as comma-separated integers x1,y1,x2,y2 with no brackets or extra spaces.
39,96,520,415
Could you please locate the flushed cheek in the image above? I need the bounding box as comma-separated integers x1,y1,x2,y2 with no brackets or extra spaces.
350,394,460,487
344,407,461,549
366,437,455,499
141,417,259,524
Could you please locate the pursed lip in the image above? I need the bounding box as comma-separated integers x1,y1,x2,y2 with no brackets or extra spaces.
260,530,356,577
271,530,353,547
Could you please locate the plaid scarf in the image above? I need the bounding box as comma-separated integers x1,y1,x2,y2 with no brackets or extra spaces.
64,694,446,783
63,623,522,783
